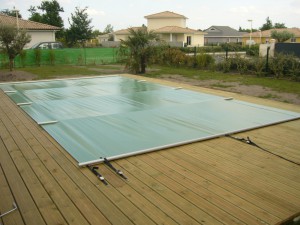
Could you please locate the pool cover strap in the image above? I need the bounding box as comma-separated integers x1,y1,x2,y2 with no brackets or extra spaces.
226,135,300,166
104,158,127,180
88,166,108,185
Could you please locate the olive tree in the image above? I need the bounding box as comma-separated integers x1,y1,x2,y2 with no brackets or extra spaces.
0,25,31,71
271,30,295,43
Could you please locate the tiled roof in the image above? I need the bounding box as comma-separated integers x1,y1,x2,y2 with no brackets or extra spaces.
145,11,188,19
113,27,143,35
153,26,204,34
243,28,300,37
204,26,246,37
114,26,205,35
0,13,61,30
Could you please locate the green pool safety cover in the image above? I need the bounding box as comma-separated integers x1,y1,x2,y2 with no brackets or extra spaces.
1,76,299,166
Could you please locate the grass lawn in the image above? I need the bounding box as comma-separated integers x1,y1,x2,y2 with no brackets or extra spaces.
3,64,300,97
145,66,300,96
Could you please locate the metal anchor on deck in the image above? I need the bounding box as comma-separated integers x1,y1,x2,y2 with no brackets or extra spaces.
0,202,18,218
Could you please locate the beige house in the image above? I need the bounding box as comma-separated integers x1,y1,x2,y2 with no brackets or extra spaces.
242,28,300,45
0,13,60,49
114,11,206,47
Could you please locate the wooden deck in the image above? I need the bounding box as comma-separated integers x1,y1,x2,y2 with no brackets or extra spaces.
0,75,300,225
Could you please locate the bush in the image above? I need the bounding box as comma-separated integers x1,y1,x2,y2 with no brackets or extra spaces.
34,49,41,66
245,45,259,56
252,57,266,76
49,50,55,65
235,55,248,74
161,48,187,67
194,53,215,69
269,53,300,79
19,50,27,68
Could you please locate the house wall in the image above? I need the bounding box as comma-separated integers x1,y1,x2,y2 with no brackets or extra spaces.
242,36,300,45
159,33,185,42
205,37,242,45
147,18,186,30
184,34,204,47
114,34,130,42
25,30,56,49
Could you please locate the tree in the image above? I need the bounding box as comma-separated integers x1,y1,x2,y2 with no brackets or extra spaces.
28,6,43,22
65,7,93,47
119,27,159,74
92,29,101,38
260,17,273,31
28,0,64,38
1,9,22,18
0,25,31,71
238,27,258,33
259,17,287,31
103,24,114,34
102,24,114,41
271,30,294,43
274,23,286,29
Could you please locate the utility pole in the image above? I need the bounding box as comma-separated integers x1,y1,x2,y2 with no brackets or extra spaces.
13,6,20,30
248,19,253,48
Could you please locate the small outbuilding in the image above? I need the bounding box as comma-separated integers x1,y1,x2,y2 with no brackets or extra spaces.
0,13,61,49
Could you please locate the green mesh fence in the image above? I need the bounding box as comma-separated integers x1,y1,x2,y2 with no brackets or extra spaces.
0,48,118,68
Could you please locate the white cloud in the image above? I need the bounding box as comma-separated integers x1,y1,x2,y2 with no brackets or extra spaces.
85,8,105,16
229,5,263,14
290,0,300,7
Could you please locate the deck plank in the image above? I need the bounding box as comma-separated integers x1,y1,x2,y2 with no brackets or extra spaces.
1,75,300,225
0,164,24,225
0,131,46,225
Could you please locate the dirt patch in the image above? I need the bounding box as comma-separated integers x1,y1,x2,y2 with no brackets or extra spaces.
160,74,300,105
0,70,37,82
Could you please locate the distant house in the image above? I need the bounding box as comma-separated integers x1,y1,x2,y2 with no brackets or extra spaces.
113,11,206,47
204,26,246,45
0,13,61,49
242,28,300,45
97,34,111,43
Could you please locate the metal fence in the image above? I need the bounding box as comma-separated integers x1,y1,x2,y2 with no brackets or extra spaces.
0,47,118,69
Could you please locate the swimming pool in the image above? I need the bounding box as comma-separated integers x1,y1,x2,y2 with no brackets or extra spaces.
1,76,299,166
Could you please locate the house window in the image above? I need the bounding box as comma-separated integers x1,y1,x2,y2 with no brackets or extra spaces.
291,38,296,43
187,36,191,45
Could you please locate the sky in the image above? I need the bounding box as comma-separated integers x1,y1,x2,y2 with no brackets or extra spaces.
1,0,300,31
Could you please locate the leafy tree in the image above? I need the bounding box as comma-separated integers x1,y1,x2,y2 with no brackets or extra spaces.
103,24,114,33
260,17,273,31
0,25,31,71
28,0,64,38
274,23,286,29
1,9,22,18
119,27,159,74
92,29,101,38
65,7,93,47
259,17,287,31
238,27,258,33
271,30,294,43
103,24,114,41
28,6,43,22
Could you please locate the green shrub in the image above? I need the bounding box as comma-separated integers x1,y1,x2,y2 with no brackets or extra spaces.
252,57,266,76
34,49,41,66
289,58,300,81
217,58,232,73
235,55,248,74
245,45,259,56
162,48,187,67
77,54,84,65
195,53,215,69
19,50,27,68
49,50,55,65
